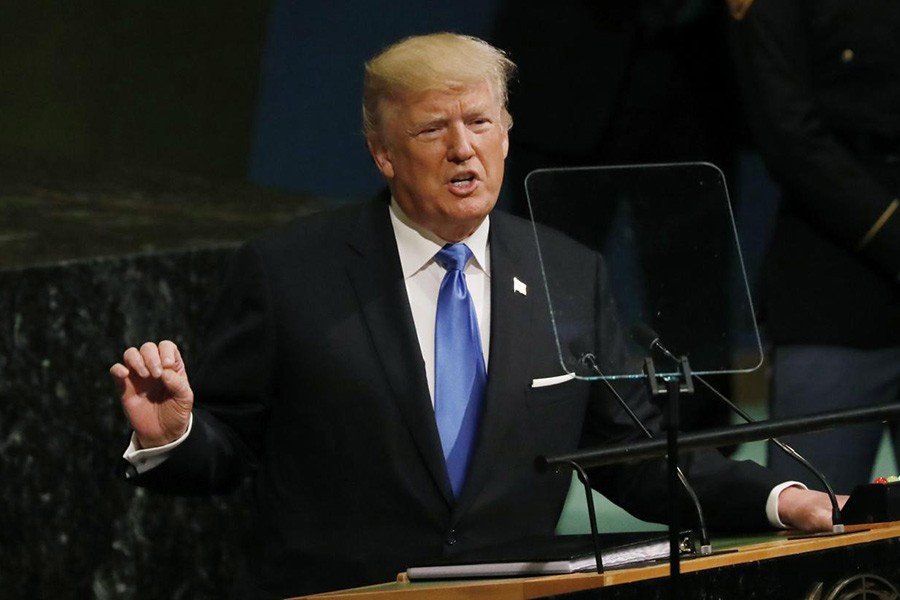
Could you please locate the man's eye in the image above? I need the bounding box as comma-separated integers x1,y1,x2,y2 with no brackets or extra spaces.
417,127,441,137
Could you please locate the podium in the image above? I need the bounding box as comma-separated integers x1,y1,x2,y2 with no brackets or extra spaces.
296,522,900,599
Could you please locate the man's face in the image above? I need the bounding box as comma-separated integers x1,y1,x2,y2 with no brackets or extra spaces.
368,80,509,242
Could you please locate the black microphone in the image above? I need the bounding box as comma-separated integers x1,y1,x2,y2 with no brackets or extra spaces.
631,323,845,533
570,340,713,554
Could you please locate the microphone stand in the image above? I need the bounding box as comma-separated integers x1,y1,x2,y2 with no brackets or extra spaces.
560,459,606,574
561,351,715,595
643,355,695,600
580,353,712,555
640,329,845,535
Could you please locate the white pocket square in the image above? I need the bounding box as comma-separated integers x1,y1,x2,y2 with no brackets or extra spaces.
530,372,577,388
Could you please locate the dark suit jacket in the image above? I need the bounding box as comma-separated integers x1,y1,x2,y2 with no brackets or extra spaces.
729,0,900,348
132,200,781,598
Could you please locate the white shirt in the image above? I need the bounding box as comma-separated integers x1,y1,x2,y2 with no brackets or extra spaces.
388,199,490,405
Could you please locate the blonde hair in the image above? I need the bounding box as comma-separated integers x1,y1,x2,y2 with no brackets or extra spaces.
362,32,516,138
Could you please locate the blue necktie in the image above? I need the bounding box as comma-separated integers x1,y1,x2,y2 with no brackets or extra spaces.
434,243,486,498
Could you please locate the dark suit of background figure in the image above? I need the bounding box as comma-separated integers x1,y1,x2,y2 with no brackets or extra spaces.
729,0,900,493
129,199,782,598
491,1,741,436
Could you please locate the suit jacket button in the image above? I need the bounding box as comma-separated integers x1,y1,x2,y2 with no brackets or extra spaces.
446,529,457,546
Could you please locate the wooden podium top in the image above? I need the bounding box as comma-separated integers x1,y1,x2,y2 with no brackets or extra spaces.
297,522,900,599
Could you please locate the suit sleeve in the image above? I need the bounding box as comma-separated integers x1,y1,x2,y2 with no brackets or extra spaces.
127,242,277,494
730,0,899,279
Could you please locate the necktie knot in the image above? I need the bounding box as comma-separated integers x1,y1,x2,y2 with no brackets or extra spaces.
435,243,473,273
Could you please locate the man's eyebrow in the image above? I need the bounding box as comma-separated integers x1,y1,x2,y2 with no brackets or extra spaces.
408,116,448,131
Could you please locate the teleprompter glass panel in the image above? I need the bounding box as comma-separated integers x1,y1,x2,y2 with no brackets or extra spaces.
524,163,762,380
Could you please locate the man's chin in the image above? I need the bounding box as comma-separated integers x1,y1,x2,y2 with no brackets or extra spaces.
446,191,496,215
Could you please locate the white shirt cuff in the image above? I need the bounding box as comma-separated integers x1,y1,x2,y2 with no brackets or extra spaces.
122,413,193,476
766,480,808,528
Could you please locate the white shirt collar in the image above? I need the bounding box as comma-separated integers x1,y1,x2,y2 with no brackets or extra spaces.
388,198,490,279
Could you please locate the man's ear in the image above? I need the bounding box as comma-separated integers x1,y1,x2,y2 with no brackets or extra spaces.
367,136,394,179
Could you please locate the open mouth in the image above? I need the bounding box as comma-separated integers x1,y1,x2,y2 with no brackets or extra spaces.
450,174,477,189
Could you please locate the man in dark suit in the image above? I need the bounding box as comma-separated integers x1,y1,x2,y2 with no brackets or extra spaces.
111,32,839,599
729,0,900,493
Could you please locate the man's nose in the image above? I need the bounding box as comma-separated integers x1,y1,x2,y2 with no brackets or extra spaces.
446,124,475,163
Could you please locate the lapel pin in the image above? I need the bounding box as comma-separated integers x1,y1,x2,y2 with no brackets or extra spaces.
513,277,527,296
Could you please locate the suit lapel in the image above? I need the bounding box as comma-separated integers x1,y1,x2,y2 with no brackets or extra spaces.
344,201,455,504
455,212,540,512
342,204,546,512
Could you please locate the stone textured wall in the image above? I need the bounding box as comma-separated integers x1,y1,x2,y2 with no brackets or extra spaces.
0,247,251,598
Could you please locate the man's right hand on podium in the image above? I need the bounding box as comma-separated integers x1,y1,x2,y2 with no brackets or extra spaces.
110,340,193,449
